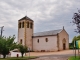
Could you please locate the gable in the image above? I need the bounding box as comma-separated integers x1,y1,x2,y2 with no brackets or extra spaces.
59,29,69,36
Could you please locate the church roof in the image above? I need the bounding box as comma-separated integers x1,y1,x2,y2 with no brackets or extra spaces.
19,16,33,21
33,29,63,37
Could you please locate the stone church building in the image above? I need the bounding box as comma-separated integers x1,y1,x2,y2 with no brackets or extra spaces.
18,16,69,52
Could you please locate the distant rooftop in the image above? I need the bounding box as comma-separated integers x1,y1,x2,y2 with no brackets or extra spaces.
19,16,33,21
33,29,63,37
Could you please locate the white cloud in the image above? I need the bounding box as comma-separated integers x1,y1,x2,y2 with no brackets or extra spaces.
0,0,80,42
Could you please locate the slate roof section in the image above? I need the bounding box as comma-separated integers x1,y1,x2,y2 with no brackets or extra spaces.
33,29,63,37
19,16,33,21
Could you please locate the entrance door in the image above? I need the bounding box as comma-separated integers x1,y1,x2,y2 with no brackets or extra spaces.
63,43,66,50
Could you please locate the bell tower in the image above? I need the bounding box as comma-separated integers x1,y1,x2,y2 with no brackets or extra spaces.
18,16,34,51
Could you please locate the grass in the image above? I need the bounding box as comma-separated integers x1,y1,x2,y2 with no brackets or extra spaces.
68,56,80,60
0,56,37,60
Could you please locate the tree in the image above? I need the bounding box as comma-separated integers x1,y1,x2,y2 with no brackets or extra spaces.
72,35,80,44
0,35,16,58
18,44,28,58
72,9,80,33
71,35,80,48
76,35,80,40
72,36,77,44
10,42,18,50
0,39,9,58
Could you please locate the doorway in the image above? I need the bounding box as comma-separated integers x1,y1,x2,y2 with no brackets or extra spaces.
63,43,66,50
62,38,66,50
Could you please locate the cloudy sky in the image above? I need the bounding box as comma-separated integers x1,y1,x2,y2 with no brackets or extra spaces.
0,0,80,42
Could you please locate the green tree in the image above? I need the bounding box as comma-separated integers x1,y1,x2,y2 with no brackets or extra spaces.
18,44,28,58
72,35,80,44
71,35,80,48
0,35,16,58
10,42,18,50
76,35,80,40
72,36,77,44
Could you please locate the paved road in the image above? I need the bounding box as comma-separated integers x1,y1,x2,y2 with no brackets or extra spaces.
30,54,74,60
29,50,78,60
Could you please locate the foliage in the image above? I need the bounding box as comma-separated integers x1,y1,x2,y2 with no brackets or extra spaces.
72,36,77,44
69,43,73,49
68,56,80,60
72,35,80,45
72,9,80,33
0,35,16,58
72,35,80,44
18,44,28,58
69,35,80,49
71,9,80,49
10,42,18,50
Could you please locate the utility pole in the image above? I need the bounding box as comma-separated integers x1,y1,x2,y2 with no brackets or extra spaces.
0,26,4,37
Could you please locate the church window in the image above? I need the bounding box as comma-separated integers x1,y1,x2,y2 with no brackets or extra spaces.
22,22,24,28
30,23,33,29
27,22,29,28
37,39,39,43
19,22,21,28
20,39,22,44
45,38,48,42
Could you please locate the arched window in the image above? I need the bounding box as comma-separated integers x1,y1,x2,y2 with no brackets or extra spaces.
19,22,21,28
22,22,24,28
30,23,33,29
45,38,48,42
37,39,39,43
27,22,29,28
20,39,22,44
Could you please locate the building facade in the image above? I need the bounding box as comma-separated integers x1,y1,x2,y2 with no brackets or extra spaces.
18,16,69,52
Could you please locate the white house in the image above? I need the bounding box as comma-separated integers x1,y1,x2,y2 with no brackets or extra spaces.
18,16,69,52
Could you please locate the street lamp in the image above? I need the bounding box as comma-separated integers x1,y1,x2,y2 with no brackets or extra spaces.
0,26,4,37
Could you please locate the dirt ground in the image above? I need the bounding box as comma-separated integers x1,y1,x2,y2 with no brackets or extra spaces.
26,50,77,56
26,50,80,60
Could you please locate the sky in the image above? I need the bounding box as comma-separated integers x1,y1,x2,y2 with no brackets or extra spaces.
0,0,80,42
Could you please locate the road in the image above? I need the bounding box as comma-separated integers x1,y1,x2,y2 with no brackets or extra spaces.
30,54,74,60
28,50,78,60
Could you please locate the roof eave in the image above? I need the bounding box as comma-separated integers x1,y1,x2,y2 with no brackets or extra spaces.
33,34,57,38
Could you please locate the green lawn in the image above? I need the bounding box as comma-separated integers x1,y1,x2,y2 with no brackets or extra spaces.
68,56,80,60
0,56,37,60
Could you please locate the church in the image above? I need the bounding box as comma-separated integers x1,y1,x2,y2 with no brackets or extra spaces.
18,16,69,52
